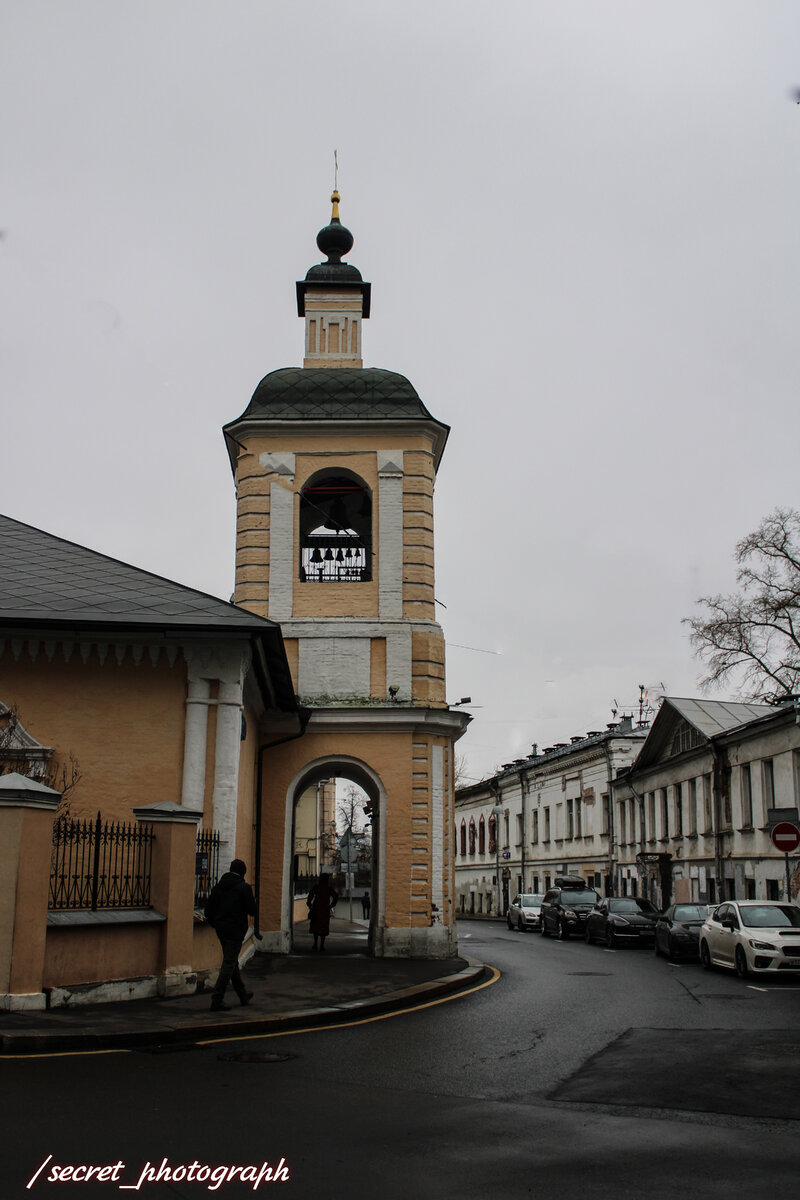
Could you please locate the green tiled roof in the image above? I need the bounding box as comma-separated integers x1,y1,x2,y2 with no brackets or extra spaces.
231,367,441,423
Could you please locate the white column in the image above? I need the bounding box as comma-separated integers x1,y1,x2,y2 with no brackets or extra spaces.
432,745,444,918
180,679,211,812
377,452,404,619
212,679,244,864
268,481,295,621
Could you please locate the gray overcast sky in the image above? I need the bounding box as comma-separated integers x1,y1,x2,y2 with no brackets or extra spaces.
3,2,799,783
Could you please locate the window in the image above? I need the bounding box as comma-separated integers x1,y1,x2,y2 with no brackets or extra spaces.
567,799,574,840
762,759,775,815
618,801,627,845
468,818,476,854
722,778,732,829
532,810,539,844
687,779,697,835
601,794,609,836
488,816,497,854
660,789,669,839
703,774,713,833
478,816,486,855
647,793,656,842
459,820,466,857
575,798,582,838
516,814,523,847
299,472,372,582
503,811,510,848
544,808,551,841
675,783,683,837
628,798,636,844
740,763,753,828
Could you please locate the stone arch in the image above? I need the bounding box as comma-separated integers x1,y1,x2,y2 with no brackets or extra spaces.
281,754,386,954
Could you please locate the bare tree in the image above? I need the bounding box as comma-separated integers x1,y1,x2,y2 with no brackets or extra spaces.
684,507,800,702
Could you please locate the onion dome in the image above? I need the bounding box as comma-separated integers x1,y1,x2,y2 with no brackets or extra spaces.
297,192,371,317
315,190,354,263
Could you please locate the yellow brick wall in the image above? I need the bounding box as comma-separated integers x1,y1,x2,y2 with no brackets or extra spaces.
0,648,187,822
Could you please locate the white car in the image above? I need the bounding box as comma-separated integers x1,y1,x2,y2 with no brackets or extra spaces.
507,893,545,932
699,900,800,979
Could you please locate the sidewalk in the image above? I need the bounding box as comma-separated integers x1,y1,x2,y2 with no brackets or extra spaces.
0,917,486,1055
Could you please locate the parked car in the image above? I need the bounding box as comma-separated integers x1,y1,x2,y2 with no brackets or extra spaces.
654,904,708,960
507,893,545,931
699,900,800,979
584,897,659,948
540,878,601,940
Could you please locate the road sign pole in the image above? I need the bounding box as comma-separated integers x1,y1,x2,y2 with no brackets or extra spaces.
787,852,792,904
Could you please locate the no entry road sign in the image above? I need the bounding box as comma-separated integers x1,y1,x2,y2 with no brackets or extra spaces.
771,822,800,853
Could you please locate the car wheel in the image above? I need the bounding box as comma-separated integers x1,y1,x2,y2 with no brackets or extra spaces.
700,940,712,970
557,918,569,941
507,915,513,929
606,926,616,949
735,946,749,980
585,925,594,945
518,917,526,932
666,939,676,962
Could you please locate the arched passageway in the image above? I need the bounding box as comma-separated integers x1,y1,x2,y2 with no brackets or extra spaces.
286,757,383,956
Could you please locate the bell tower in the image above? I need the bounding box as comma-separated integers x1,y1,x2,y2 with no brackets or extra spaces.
223,193,469,958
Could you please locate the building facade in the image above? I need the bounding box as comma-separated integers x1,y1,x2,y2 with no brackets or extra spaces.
455,718,648,914
614,697,800,907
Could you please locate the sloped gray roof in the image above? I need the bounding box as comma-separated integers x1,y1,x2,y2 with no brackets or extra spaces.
665,697,772,737
0,513,273,633
229,367,443,424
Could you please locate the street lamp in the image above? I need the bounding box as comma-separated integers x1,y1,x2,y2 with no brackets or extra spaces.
492,802,503,918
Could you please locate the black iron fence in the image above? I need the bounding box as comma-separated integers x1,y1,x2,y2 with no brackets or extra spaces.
194,827,221,907
49,813,154,911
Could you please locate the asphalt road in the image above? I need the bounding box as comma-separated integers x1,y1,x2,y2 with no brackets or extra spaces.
4,920,800,1199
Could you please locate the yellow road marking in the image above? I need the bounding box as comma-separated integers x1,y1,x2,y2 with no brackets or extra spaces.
1,965,501,1060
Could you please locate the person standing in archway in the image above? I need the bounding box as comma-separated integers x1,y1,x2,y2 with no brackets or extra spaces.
307,871,338,952
361,891,371,919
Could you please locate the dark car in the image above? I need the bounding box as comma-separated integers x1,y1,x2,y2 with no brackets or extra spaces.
539,878,601,940
654,904,708,960
584,897,660,948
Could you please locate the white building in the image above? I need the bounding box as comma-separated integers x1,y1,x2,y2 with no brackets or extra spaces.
613,697,800,907
454,717,648,915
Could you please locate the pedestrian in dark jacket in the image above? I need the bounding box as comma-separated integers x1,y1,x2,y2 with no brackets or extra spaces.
307,872,338,952
204,858,259,1011
361,891,371,919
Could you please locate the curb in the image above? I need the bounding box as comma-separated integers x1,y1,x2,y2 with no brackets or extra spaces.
0,959,488,1055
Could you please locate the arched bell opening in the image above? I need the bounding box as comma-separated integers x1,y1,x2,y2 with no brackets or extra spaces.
285,757,383,956
298,470,372,583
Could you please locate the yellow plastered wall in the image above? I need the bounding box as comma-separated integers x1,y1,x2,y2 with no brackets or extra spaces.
232,431,441,623
256,726,456,935
0,649,187,821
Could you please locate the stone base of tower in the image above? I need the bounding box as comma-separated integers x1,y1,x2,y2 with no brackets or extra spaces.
254,706,470,960
374,922,459,959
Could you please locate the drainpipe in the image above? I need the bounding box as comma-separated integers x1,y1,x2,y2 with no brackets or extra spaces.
518,769,527,892
602,738,615,896
627,773,647,900
709,741,724,903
